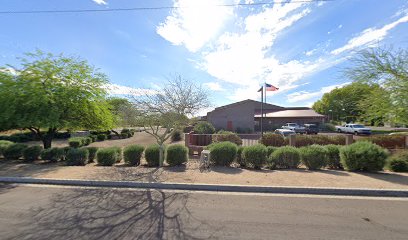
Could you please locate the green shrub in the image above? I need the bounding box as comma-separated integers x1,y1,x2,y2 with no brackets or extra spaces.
193,121,215,134
212,130,243,145
145,144,161,167
83,137,92,146
340,141,388,171
120,133,129,139
266,146,278,158
66,148,89,166
166,144,188,166
123,145,144,166
62,146,71,160
268,146,300,169
388,151,408,172
242,144,267,169
110,146,122,162
171,129,183,142
96,147,119,166
300,145,328,170
22,145,43,162
97,134,107,141
8,132,35,142
295,135,346,147
236,146,245,167
40,147,64,162
209,142,237,166
325,144,342,169
259,133,285,147
321,123,336,132
0,140,13,157
68,137,83,148
84,147,99,162
89,135,97,142
356,135,405,149
3,143,28,160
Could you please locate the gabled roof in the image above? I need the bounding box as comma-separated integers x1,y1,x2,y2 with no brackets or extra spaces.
210,99,283,112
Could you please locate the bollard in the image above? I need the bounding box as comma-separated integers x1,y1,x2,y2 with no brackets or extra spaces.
289,134,296,146
345,134,353,145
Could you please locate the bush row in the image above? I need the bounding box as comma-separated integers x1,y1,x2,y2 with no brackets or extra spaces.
259,133,346,147
208,141,395,172
0,132,70,142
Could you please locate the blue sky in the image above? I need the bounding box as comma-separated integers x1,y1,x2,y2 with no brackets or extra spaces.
1,0,408,115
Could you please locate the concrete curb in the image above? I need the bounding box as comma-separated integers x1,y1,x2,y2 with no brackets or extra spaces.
1,176,407,197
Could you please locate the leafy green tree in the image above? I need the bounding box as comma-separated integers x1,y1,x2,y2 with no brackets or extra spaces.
345,47,408,125
312,82,374,123
107,97,140,127
0,51,114,148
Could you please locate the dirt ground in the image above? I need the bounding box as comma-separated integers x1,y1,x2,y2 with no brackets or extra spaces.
1,159,407,190
24,131,184,148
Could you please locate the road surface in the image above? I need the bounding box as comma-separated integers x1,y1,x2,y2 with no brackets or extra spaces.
0,184,407,240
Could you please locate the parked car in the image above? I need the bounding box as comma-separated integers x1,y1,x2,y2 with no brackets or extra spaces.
281,123,306,134
274,129,296,137
304,124,319,134
335,124,371,135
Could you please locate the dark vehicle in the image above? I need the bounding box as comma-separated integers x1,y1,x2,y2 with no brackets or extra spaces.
304,124,319,134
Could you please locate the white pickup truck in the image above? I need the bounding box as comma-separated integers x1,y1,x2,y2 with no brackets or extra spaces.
281,123,306,134
335,124,372,135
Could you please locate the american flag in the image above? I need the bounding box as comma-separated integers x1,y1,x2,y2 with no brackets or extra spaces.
265,83,279,91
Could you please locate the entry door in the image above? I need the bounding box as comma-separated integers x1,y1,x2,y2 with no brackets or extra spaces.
227,121,233,131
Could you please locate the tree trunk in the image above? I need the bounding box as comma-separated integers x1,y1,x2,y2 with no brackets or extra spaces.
159,143,165,167
42,128,56,149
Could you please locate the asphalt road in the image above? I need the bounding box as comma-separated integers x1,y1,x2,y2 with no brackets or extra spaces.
0,184,407,240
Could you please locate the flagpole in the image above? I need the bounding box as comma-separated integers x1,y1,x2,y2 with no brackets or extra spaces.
260,86,263,136
264,82,266,127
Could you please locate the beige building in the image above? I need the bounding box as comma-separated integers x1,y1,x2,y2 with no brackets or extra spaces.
206,99,326,132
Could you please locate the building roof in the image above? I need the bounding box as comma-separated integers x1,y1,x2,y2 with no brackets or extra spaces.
254,109,325,118
210,99,283,112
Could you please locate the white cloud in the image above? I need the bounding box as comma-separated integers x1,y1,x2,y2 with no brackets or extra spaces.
203,82,224,91
104,84,157,96
92,0,107,5
305,48,317,56
331,14,408,55
156,0,235,52
0,67,18,75
286,82,351,103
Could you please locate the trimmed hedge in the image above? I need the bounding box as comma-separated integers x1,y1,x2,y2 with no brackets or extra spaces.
40,147,64,162
3,143,28,160
166,144,188,166
193,121,215,134
300,145,328,170
268,146,300,169
84,147,99,162
97,147,119,166
242,144,267,169
69,137,83,148
23,145,43,162
266,146,278,158
259,133,285,147
66,148,89,166
388,151,408,172
340,141,388,172
295,135,345,147
212,130,243,146
236,146,245,167
145,144,161,167
325,144,342,169
97,134,107,141
171,129,183,142
123,145,144,166
0,140,13,157
356,135,405,149
110,146,122,162
209,142,237,166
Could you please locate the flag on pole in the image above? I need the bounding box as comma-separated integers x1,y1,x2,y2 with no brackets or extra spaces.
265,83,279,91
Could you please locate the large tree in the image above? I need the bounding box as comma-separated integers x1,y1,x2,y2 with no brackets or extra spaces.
0,51,114,148
131,74,211,166
345,47,408,125
107,97,140,128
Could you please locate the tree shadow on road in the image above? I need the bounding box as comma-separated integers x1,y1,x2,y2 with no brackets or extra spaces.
14,187,219,240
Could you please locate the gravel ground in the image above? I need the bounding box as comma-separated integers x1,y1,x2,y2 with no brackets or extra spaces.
1,159,407,189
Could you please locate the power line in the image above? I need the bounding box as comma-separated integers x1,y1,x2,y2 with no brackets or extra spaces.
0,0,335,15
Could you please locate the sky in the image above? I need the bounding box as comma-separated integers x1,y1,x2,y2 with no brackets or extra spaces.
1,0,408,115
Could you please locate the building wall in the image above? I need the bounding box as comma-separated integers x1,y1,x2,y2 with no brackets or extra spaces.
207,102,255,131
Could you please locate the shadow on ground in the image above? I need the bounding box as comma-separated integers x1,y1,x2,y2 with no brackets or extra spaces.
0,160,63,178
13,187,218,240
358,172,408,186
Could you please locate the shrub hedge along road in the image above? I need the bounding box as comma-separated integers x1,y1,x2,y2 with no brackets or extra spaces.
268,146,301,169
145,144,161,167
23,145,43,162
242,144,267,169
340,141,388,172
166,144,188,166
388,150,408,172
66,148,89,166
123,145,144,166
209,142,237,166
299,145,328,170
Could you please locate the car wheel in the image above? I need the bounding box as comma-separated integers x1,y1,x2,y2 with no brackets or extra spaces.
354,131,358,135
337,129,342,133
